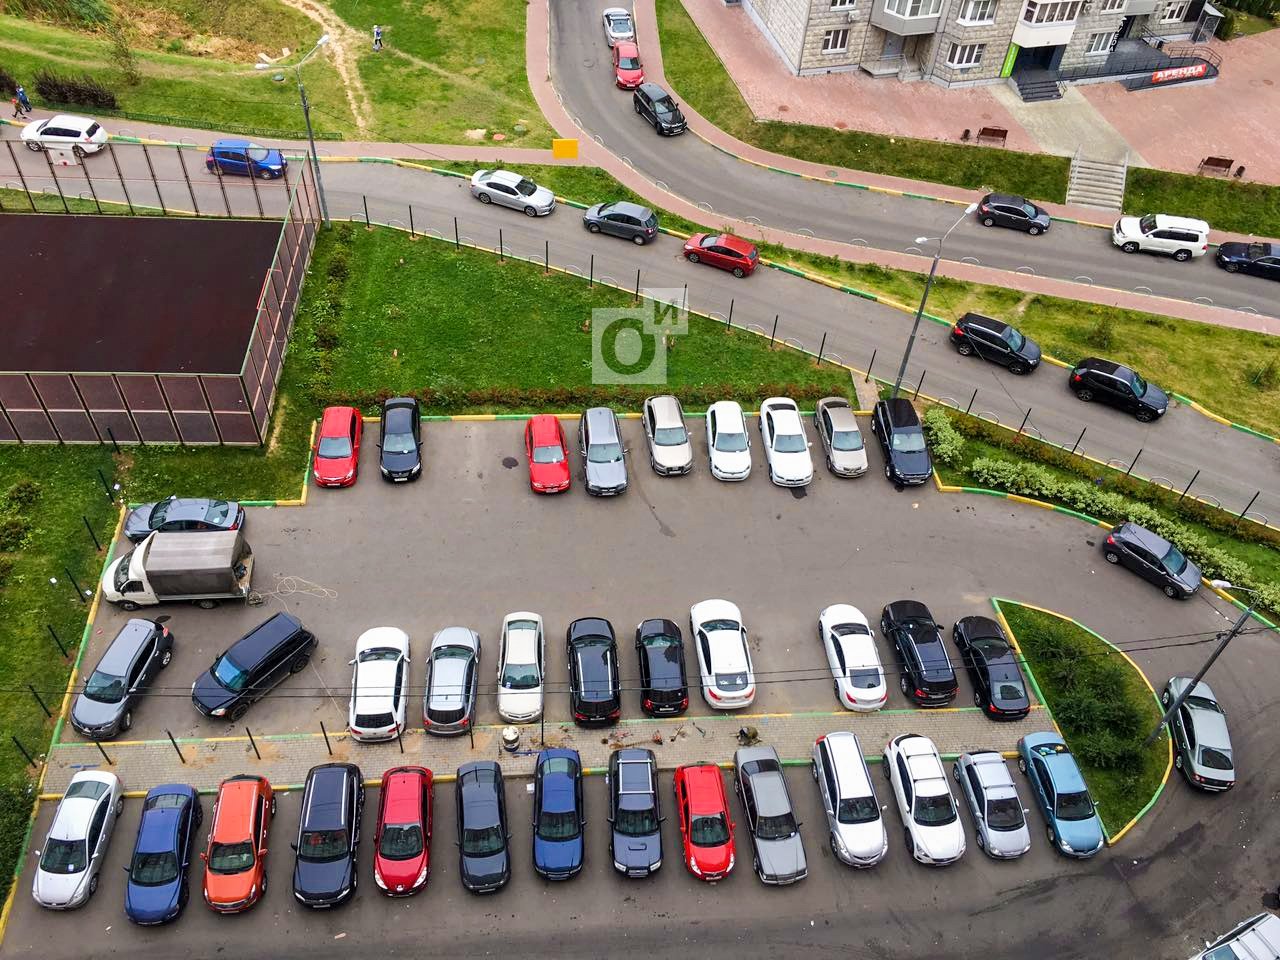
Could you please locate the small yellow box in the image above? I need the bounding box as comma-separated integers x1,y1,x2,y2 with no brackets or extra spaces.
551,138,579,159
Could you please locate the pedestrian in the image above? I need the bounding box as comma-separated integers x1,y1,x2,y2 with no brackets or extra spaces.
15,85,32,114
10,97,21,119
372,23,383,51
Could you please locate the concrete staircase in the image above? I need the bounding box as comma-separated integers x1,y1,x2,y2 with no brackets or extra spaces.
1066,151,1128,211
1013,70,1063,102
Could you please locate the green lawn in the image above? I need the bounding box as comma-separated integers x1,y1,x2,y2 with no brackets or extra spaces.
998,602,1168,838
1126,168,1280,240
1222,8,1277,36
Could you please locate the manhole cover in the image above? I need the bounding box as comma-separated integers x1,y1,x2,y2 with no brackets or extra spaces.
834,121,847,129
501,457,518,469
826,169,839,177
583,58,595,68
777,104,789,112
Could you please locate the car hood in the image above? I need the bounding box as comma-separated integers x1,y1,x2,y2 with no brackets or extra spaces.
534,834,583,874
986,823,1032,857
71,694,124,731
126,877,181,922
314,456,352,482
586,459,627,489
691,840,733,875
711,449,751,475
769,449,812,481
891,447,933,478
653,441,693,471
33,867,88,907
1177,557,1203,590
497,686,542,718
376,849,427,890
914,823,965,861
1017,337,1042,365
834,819,887,861
612,829,662,869
462,849,509,889
1057,816,1104,853
123,504,156,540
756,834,806,880
527,186,555,209
191,672,237,714
830,447,868,472
1142,382,1169,411
381,448,419,474
1217,241,1250,259
294,856,352,900
1115,216,1142,237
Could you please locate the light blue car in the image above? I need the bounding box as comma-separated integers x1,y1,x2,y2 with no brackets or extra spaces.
1017,732,1105,859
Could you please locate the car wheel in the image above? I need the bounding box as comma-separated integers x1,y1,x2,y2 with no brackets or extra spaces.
1174,249,1192,262
1046,825,1055,845
973,691,982,708
1017,757,1027,774
686,252,700,264
195,598,218,609
1121,241,1139,254
523,206,537,217
904,826,914,852
587,222,601,233
981,216,995,227
271,795,278,816
120,601,140,612
1135,408,1155,423
160,649,173,668
257,168,274,180
88,874,99,897
25,140,44,152
1223,262,1240,273
900,675,910,695
228,703,249,723
1009,361,1029,375
211,164,224,176
1163,584,1179,599
115,796,124,815
882,756,891,779
811,760,819,782
1174,753,1183,770
477,192,491,204
634,100,641,114
121,710,133,732
830,835,840,858
290,653,310,673
1074,389,1094,403
1028,225,1041,236
72,145,87,159
975,831,985,849
956,342,974,357
885,464,893,481
732,267,746,278
632,234,646,245
1103,551,1120,564
260,872,268,893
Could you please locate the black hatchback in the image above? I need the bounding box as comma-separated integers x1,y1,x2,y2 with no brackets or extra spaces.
635,619,689,716
880,601,958,707
379,397,422,482
871,398,932,486
951,616,1030,720
567,618,622,725
292,762,364,908
950,313,1041,375
633,82,686,136
1069,357,1169,422
456,761,511,894
976,193,1051,235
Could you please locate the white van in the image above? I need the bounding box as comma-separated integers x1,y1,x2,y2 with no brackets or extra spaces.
1112,213,1210,261
1190,912,1280,959
20,114,108,157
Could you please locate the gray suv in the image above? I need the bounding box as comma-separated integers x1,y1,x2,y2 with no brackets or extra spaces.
579,407,628,496
734,746,807,885
607,748,663,877
1103,521,1201,598
71,616,173,739
583,201,659,245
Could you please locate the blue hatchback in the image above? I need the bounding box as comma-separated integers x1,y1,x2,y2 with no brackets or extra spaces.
1017,732,1105,859
125,784,202,924
205,138,288,179
532,748,585,880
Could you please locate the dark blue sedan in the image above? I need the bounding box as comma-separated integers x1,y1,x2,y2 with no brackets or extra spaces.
1215,241,1280,281
532,748,585,880
205,138,288,179
125,784,202,925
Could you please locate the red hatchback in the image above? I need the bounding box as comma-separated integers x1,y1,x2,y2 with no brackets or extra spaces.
683,233,759,278
673,763,735,881
524,414,571,494
612,41,645,89
373,766,433,896
313,405,362,487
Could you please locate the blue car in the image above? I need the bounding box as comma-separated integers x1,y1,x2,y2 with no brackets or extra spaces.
205,138,288,179
1017,733,1104,859
532,748,585,880
124,784,202,925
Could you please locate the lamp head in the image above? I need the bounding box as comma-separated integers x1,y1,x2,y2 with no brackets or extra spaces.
964,202,978,214
1210,579,1234,590
317,33,330,45
914,236,929,244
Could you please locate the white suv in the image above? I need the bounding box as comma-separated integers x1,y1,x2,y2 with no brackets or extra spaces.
347,627,410,741
1112,213,1210,261
20,114,108,157
812,732,887,867
883,733,966,866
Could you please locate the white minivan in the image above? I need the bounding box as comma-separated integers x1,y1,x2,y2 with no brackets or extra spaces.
1112,213,1210,261
1189,912,1280,959
20,114,108,157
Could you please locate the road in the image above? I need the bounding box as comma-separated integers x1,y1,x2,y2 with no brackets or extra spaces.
547,0,1280,318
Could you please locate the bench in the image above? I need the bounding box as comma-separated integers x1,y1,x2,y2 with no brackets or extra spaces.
1198,156,1233,177
975,126,1008,147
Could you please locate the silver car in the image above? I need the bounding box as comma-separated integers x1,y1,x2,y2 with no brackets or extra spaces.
33,771,123,909
424,627,480,736
734,746,807,885
954,751,1031,859
580,407,628,495
811,732,887,867
469,169,556,217
814,397,868,477
70,616,173,739
583,201,658,245
1164,676,1236,791
642,395,692,475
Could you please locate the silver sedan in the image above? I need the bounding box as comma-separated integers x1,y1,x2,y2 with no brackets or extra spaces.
642,395,693,475
815,397,868,477
469,169,556,217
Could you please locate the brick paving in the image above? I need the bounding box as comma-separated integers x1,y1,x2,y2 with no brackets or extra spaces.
41,706,1050,794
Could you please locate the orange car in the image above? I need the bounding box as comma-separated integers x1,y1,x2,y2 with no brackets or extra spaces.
202,774,274,913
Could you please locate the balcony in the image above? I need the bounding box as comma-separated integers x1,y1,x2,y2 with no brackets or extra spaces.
870,0,942,35
1012,0,1083,46
1123,0,1163,12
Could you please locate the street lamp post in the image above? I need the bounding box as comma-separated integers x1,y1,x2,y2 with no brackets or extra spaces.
890,202,978,400
295,34,331,227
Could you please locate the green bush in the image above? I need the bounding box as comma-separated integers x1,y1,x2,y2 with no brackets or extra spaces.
922,405,966,467
0,555,14,587
0,67,16,97
4,479,41,509
32,68,117,111
0,517,30,552
1216,8,1239,36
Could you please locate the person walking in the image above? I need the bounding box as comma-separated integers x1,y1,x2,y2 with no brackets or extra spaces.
15,85,32,114
372,24,383,51
10,96,21,119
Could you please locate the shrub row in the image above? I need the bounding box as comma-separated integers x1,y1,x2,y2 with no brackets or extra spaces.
0,67,16,97
1220,0,1279,17
922,405,966,467
32,69,117,111
4,0,110,24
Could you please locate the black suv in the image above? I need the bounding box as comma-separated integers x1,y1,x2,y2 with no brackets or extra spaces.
456,761,511,894
952,616,1030,719
607,748,663,878
378,396,422,482
950,313,1041,375
567,618,622,725
635,618,689,716
1068,357,1169,422
871,398,932,486
633,82,686,136
191,612,316,721
292,762,364,908
976,193,1051,235
880,601,958,706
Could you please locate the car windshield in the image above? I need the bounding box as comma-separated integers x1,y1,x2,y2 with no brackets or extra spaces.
462,825,505,856
515,178,538,197
1129,371,1148,397
891,428,927,453
913,794,957,826
207,501,230,522
986,797,1025,830
359,647,401,663
1184,694,1220,711
113,550,134,591
383,431,416,455
773,431,806,454
832,429,864,452
130,850,179,886
702,619,740,632
615,806,658,836
378,823,424,861
587,441,622,464
1001,326,1026,351
1139,214,1158,234
1160,544,1188,576
150,500,171,525
612,14,632,30
690,813,729,846
654,97,677,117
246,146,271,162
995,680,1026,702
715,671,748,691
756,812,797,841
1199,746,1234,771
84,669,127,704
207,841,254,874
837,796,880,825
1055,790,1095,821
501,663,541,690
1021,203,1038,218
317,436,352,459
298,829,349,862
654,425,687,446
212,655,249,692
40,839,86,874
849,667,882,690
714,430,747,453
536,810,580,841
533,444,564,464
618,55,641,69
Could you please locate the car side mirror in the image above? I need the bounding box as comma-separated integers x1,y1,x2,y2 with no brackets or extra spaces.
290,842,298,851
199,851,207,862
348,658,357,665
155,615,171,625
123,864,131,871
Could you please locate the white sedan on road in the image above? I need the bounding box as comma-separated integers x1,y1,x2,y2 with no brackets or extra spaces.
496,611,545,722
884,734,966,866
819,604,887,712
690,599,755,709
602,7,635,45
705,400,751,481
759,397,813,487
347,626,411,742
33,771,124,909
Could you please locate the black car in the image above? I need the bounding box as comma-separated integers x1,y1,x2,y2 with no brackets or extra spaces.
870,398,932,486
292,763,363,908
976,193,1051,235
1103,521,1202,599
949,313,1041,375
607,748,663,878
1215,241,1280,280
951,616,1030,720
633,82,686,136
879,601,958,707
1068,357,1169,422
124,496,244,543
635,619,689,716
567,618,622,726
190,612,316,721
456,761,511,894
378,397,422,482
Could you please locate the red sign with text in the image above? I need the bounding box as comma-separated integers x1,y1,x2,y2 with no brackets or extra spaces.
1151,63,1208,83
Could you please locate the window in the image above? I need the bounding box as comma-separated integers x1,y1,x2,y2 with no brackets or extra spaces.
1099,0,1124,11
946,41,986,67
958,0,996,22
885,0,942,16
1021,0,1083,23
1161,0,1190,19
831,0,855,8
822,27,850,51
1085,30,1112,54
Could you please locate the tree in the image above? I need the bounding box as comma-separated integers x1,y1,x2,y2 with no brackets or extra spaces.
105,14,140,86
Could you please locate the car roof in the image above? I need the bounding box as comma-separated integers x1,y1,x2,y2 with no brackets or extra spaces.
966,752,1015,791
319,405,357,433
1188,707,1232,749
302,765,355,830
822,732,872,795
97,619,156,675
820,401,859,431
1026,738,1088,791
715,234,757,256
48,114,96,129
211,776,265,841
682,764,727,813
747,767,790,817
485,169,527,187
960,312,1010,334
877,398,920,428
988,193,1027,205
354,657,400,712
646,395,683,427
504,619,540,663
528,414,563,445
382,768,427,823
614,39,640,54
708,400,746,429
584,406,620,440
637,82,667,98
213,138,268,151
605,199,652,219
1152,214,1210,231
1119,522,1171,554
228,612,304,667
1079,357,1124,375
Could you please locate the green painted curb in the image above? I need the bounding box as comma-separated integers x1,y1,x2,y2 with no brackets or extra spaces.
556,198,589,210
1230,422,1279,442
959,486,1006,496
989,599,1055,726
238,499,277,507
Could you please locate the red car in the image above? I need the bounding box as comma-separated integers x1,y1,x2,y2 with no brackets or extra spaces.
683,233,759,278
373,766,433,896
313,405,362,487
612,41,645,89
673,763,735,881
524,414,571,494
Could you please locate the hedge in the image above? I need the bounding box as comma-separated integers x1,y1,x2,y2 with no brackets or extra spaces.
922,405,966,467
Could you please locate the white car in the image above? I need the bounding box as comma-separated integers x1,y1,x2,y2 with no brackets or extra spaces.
347,627,411,742
1111,213,1209,261
642,394,693,476
690,599,755,709
20,114,108,157
469,168,556,217
759,397,813,487
602,7,635,45
812,732,888,868
818,604,886,712
33,771,123,909
883,734,966,866
497,611,545,723
705,400,751,481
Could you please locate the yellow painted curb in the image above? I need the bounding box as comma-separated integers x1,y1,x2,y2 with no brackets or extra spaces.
319,156,360,164
1179,396,1232,427
449,414,498,421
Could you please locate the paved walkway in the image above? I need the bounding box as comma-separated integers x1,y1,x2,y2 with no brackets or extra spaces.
988,85,1147,166
40,706,1050,794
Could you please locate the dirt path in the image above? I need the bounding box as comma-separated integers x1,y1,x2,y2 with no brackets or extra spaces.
386,46,537,118
271,0,373,137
